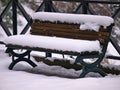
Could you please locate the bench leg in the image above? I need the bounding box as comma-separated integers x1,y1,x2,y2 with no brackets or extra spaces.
79,66,107,78
7,49,37,70
75,54,107,78
9,58,37,70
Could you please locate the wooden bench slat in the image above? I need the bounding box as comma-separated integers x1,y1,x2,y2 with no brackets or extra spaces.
31,30,100,40
31,25,98,34
31,27,108,37
32,22,108,33
6,44,99,56
32,22,80,29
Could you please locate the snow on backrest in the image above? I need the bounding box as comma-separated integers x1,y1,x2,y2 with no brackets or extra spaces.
32,12,114,32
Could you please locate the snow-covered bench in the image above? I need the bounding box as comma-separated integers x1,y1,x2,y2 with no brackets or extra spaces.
4,12,114,78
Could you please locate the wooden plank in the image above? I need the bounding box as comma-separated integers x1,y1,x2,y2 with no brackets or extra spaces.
31,26,99,35
31,29,100,40
32,22,108,31
31,28,108,39
6,44,99,56
32,22,80,29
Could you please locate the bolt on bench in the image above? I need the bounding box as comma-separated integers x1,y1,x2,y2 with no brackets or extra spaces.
4,12,114,78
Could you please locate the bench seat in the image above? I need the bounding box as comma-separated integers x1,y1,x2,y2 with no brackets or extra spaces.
4,35,100,55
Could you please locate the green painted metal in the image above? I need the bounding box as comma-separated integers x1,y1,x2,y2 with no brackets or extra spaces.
7,48,37,70
75,24,114,77
76,53,107,77
9,58,37,70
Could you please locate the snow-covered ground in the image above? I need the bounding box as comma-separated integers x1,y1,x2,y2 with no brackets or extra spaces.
0,44,120,90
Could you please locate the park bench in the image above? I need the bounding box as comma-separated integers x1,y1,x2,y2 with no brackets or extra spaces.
4,12,114,78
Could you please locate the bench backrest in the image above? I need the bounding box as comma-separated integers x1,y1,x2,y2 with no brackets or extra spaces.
30,12,114,45
30,21,111,45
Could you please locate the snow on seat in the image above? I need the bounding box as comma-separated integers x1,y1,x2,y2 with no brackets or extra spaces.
4,35,101,55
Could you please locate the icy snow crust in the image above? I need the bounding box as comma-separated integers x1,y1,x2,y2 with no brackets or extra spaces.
32,12,114,31
4,35,101,53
